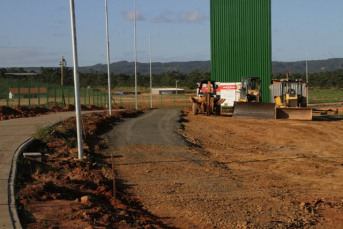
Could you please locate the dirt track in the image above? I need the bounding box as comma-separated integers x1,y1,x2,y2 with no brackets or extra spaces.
106,108,343,228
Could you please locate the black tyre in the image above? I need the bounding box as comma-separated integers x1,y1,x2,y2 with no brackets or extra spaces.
215,105,221,115
192,103,198,115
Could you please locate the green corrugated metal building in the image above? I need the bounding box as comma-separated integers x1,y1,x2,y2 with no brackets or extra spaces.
210,0,272,102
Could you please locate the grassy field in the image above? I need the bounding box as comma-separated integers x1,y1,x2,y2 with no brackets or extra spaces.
0,94,196,110
2,86,343,109
309,88,343,104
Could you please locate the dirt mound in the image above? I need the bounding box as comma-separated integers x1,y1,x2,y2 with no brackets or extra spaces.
88,104,104,110
0,105,51,120
113,106,125,109
30,105,49,114
49,105,64,113
0,106,21,116
80,104,89,111
0,105,108,122
64,104,75,111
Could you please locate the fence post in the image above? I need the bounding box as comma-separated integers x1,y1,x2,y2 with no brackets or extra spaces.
46,83,49,108
54,84,57,106
160,94,163,108
92,89,94,106
28,81,31,107
185,94,187,109
173,94,175,109
38,82,40,106
17,79,20,106
67,86,70,105
101,92,103,107
61,85,65,107
6,79,9,107
88,89,90,105
147,94,149,108
84,88,87,106
120,95,122,107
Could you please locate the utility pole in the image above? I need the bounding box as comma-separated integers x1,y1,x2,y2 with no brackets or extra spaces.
60,56,67,106
69,0,83,159
134,2,137,110
149,33,152,108
105,0,112,115
60,56,67,86
306,51,309,107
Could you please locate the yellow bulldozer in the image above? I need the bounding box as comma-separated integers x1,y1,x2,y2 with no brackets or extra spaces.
233,75,312,120
272,76,312,120
233,77,276,119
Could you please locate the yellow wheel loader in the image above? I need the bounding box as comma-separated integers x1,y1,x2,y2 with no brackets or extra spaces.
238,77,262,102
189,80,225,116
233,77,276,119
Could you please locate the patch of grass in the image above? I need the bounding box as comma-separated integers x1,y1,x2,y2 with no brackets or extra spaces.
309,88,343,104
33,125,55,144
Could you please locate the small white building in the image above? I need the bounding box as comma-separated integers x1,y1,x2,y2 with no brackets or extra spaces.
151,88,184,95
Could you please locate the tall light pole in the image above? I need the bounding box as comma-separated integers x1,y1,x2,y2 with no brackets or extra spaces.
306,51,309,107
69,0,83,159
176,80,179,95
149,33,152,108
105,0,112,115
134,2,137,110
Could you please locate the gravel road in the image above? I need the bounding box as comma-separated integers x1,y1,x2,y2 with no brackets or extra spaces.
106,109,229,228
108,109,185,147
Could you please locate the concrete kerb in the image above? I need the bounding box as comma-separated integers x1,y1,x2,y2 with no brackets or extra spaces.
8,119,68,229
7,110,110,228
8,137,34,229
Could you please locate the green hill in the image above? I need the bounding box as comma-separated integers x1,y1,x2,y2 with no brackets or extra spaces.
19,58,343,75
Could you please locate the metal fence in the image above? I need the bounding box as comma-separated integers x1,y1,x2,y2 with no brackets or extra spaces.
0,78,109,108
1,78,343,109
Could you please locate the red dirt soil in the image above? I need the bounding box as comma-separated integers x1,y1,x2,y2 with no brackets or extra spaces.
0,104,110,121
14,106,343,228
16,109,165,229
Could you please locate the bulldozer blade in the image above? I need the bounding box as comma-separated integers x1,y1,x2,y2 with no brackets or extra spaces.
233,102,276,119
276,108,312,120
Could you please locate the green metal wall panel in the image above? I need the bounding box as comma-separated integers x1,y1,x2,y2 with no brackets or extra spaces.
210,0,272,102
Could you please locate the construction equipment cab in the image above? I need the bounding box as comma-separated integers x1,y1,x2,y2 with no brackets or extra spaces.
274,79,307,108
238,77,262,102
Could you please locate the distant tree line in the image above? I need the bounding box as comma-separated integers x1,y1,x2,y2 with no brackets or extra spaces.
272,70,343,89
0,67,210,90
1,67,343,89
